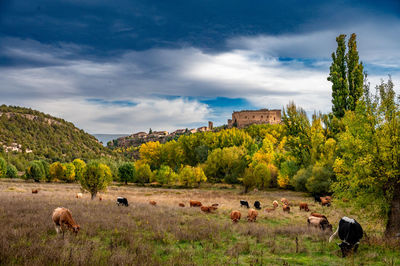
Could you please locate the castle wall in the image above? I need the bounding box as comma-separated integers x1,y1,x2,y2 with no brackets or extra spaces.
228,109,281,128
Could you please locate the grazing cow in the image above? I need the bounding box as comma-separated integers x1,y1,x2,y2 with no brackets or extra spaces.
149,200,157,206
52,207,80,237
281,198,289,206
299,203,310,212
179,203,185,207
272,200,279,209
310,212,327,220
329,217,363,257
307,216,332,231
32,189,38,194
254,201,261,210
247,209,258,222
99,196,102,201
189,200,202,207
230,210,241,223
116,197,129,207
211,203,219,207
209,206,218,211
201,206,212,213
321,198,331,207
283,204,290,213
313,194,323,202
240,200,250,208
76,193,83,199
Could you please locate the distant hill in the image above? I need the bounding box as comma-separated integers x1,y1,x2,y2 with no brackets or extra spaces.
93,134,129,146
0,105,118,170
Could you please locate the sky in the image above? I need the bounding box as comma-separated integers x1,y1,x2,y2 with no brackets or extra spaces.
1,0,400,134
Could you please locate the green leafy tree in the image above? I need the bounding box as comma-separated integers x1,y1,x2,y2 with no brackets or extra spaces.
118,162,135,184
178,165,206,188
72,159,86,181
347,33,364,111
80,161,112,199
26,161,45,182
332,78,400,237
6,164,18,178
203,146,248,183
0,157,6,178
49,162,66,181
134,161,153,184
62,162,76,182
152,165,178,185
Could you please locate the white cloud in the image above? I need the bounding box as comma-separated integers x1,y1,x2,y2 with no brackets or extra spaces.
9,97,210,134
1,27,400,133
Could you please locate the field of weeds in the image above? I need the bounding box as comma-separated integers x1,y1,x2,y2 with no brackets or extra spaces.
0,180,399,265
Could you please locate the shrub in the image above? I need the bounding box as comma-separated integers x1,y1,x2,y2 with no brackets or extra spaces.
6,164,17,178
306,165,333,194
152,165,178,185
0,157,6,178
291,167,312,191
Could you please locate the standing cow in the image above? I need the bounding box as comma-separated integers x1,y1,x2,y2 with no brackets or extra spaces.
254,201,261,210
240,200,250,208
329,217,363,257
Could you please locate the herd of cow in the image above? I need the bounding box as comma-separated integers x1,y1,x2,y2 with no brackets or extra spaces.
41,189,363,258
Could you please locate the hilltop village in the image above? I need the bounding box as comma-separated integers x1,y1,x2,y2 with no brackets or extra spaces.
108,108,282,148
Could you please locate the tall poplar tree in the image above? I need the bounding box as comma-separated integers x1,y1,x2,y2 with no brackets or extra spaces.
346,33,364,111
328,33,363,117
328,34,348,118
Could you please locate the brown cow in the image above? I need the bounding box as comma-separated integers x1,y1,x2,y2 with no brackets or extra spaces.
283,204,290,213
32,189,38,194
230,210,241,223
299,203,310,212
273,200,279,209
189,200,202,207
247,209,258,222
52,207,80,237
281,198,289,206
99,196,102,201
325,196,332,201
149,200,157,206
307,216,332,231
209,206,218,211
310,212,327,219
201,206,213,213
179,203,185,207
321,198,331,207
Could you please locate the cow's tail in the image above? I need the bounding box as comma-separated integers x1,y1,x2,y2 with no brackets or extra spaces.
329,226,339,243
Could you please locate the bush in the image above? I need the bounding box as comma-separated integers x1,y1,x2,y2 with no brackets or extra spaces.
306,165,333,194
0,157,6,178
49,162,65,182
6,164,18,178
291,166,312,191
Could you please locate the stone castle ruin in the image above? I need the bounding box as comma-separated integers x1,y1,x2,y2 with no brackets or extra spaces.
227,109,281,128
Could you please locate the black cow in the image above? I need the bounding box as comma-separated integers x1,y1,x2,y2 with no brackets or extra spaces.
254,201,261,210
329,217,363,257
240,200,250,208
116,197,129,207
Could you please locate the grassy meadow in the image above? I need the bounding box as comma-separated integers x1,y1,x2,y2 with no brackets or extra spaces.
0,180,399,265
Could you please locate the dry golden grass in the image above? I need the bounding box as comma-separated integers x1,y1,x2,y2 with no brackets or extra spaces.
0,180,398,265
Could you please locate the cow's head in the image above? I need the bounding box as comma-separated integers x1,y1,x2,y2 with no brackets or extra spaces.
72,225,80,234
338,242,353,257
